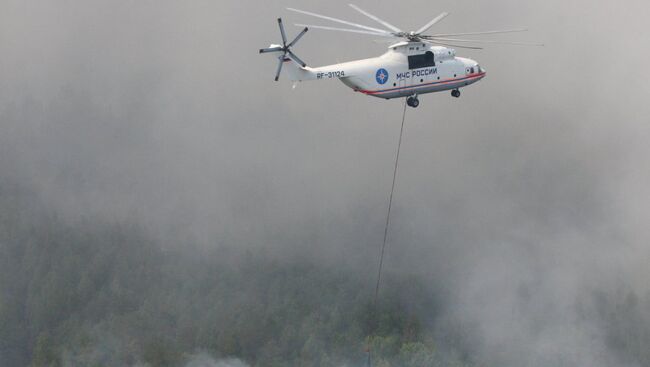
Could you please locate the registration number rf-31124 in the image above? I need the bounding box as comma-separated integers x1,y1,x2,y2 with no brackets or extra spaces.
317,71,345,79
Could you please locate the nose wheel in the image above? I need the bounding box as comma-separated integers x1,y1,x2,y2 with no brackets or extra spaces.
406,96,419,108
451,89,461,98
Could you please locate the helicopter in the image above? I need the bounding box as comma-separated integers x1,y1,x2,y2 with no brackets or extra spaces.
259,5,542,108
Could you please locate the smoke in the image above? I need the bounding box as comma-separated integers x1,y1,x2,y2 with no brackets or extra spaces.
2,0,650,366
184,354,249,367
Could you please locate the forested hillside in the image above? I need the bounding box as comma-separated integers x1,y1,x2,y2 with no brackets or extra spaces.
0,183,473,367
3,181,650,367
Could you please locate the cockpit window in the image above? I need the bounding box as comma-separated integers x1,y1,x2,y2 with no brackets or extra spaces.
408,51,435,70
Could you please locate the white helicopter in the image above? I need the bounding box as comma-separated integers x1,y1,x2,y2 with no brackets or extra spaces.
260,5,541,108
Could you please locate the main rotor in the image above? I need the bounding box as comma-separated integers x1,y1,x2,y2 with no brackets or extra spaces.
287,4,543,50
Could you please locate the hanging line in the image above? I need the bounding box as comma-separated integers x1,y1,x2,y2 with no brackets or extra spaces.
367,99,408,367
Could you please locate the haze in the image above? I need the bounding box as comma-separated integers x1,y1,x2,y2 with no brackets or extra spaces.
1,0,650,366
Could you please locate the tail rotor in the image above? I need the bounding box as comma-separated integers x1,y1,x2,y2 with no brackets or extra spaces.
259,18,308,81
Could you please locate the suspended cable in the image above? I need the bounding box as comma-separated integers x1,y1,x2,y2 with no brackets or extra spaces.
367,99,408,367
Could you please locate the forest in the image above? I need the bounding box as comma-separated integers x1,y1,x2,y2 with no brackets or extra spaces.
2,180,650,367
0,182,473,367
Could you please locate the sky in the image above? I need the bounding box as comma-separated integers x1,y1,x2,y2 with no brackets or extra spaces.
1,0,650,366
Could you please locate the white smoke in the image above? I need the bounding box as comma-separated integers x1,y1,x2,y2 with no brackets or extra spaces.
184,353,249,367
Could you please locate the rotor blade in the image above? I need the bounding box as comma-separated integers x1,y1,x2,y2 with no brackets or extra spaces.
348,4,402,32
278,18,288,46
287,8,392,34
415,12,449,35
274,56,284,81
373,38,401,43
424,39,483,50
287,50,307,67
295,24,396,37
288,27,309,48
259,46,284,54
430,28,528,37
429,37,544,46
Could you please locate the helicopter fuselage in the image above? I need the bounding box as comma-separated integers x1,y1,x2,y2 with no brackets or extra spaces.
281,42,486,100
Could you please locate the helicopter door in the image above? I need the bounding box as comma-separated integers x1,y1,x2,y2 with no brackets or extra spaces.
398,78,409,96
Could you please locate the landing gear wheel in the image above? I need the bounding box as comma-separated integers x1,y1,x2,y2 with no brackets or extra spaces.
451,89,461,98
406,96,420,108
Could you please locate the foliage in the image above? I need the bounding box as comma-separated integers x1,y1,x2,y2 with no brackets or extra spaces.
0,186,459,367
3,184,650,366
